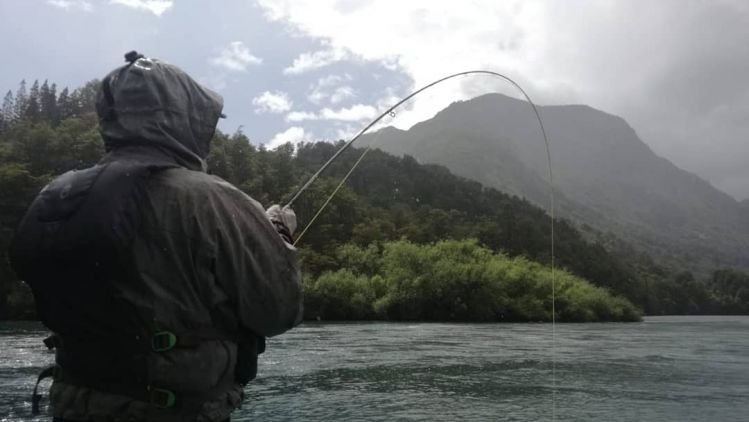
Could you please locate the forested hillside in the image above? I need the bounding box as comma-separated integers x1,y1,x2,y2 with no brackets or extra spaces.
1,79,747,321
362,93,749,275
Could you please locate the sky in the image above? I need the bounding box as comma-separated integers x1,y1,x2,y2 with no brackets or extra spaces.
1,0,747,201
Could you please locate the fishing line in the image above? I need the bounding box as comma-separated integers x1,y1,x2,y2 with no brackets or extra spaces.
292,146,374,246
286,70,556,419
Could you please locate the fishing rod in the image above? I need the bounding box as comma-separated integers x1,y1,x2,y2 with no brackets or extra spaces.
285,70,547,207
285,70,554,250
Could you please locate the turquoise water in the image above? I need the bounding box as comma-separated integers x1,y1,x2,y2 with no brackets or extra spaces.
2,316,748,421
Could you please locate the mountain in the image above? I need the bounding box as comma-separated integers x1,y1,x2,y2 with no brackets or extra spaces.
362,93,749,274
2,78,746,320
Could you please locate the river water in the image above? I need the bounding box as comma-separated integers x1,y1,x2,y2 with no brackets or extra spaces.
1,316,748,421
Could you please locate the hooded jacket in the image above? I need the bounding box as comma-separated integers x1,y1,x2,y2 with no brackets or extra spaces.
10,56,303,421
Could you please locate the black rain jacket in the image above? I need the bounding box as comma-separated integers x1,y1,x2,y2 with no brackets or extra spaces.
10,57,303,421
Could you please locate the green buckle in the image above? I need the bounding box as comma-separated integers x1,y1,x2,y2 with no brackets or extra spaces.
151,331,177,352
149,387,176,408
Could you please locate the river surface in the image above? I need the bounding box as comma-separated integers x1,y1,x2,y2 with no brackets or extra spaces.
1,316,748,421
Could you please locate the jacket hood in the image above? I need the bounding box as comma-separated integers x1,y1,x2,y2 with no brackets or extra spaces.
96,56,224,171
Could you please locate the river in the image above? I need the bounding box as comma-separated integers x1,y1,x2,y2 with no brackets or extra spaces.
1,316,748,421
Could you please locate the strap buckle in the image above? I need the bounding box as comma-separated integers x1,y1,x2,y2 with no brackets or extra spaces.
151,331,177,352
149,386,176,408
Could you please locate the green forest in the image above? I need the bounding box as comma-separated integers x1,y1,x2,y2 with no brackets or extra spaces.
1,79,748,321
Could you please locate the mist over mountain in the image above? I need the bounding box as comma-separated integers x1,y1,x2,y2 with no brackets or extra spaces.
363,94,749,274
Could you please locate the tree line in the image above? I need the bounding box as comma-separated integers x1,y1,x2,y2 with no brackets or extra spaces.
0,79,99,131
0,78,747,320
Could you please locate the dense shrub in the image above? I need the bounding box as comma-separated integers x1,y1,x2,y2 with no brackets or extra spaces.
303,239,641,322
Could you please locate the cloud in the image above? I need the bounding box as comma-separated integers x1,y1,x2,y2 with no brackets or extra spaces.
286,111,318,122
283,48,347,75
256,0,749,200
329,86,355,104
209,41,262,72
109,0,173,16
267,126,311,149
46,0,93,12
285,104,377,123
252,91,293,114
320,104,377,121
307,74,355,105
256,0,547,129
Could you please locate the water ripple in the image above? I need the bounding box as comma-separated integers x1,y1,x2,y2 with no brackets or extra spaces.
2,317,749,421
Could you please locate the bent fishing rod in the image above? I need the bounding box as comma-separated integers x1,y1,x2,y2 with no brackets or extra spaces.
284,70,554,250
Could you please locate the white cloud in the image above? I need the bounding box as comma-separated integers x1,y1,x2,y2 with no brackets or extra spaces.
255,0,749,200
307,74,355,105
316,74,347,87
109,0,172,16
286,111,318,122
46,0,93,12
252,91,293,114
267,126,311,149
284,104,377,123
320,104,377,121
256,0,542,129
330,86,355,104
307,90,326,105
209,41,262,72
283,49,347,75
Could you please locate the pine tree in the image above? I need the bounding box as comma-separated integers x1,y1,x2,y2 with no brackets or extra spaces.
50,83,59,123
40,80,59,123
57,87,72,121
25,80,41,121
69,80,98,116
14,80,27,120
1,90,14,129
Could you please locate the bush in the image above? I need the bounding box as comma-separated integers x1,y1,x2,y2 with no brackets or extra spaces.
304,270,384,320
304,239,641,322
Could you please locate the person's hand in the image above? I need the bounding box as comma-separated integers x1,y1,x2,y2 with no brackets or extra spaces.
266,204,297,239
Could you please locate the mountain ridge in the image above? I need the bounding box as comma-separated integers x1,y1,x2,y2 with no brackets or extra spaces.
362,93,749,273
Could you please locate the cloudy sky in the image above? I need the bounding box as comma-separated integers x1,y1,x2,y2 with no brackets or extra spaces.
1,0,747,200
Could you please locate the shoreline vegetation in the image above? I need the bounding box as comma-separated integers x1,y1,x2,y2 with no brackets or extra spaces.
1,78,748,322
304,239,641,322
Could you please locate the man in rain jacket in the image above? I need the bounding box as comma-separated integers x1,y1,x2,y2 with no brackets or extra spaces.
10,52,303,421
